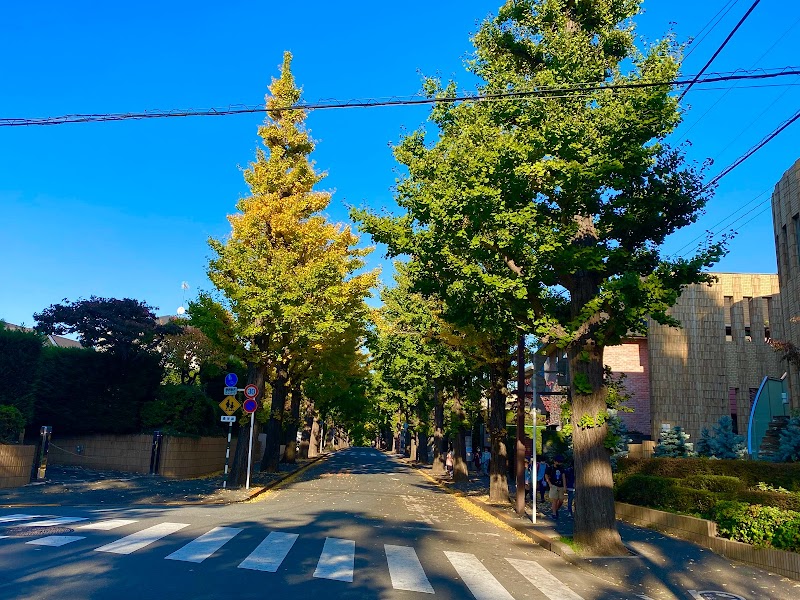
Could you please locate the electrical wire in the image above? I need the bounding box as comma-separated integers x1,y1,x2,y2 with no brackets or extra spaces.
678,0,762,101
2,68,798,128
684,0,741,60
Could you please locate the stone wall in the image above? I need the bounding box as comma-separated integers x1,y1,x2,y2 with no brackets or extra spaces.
48,434,252,479
647,273,785,442
0,444,35,488
772,158,800,409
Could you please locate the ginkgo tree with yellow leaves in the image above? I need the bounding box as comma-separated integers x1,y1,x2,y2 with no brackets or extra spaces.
207,52,377,483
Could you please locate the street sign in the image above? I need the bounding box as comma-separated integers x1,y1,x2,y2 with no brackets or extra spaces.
220,415,236,423
243,398,258,414
219,396,241,416
223,386,238,396
244,384,259,399
224,373,238,387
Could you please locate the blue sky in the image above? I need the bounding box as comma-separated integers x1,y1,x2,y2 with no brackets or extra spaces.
1,0,799,326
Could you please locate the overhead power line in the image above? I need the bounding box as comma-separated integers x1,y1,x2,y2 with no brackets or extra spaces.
2,67,799,128
685,0,741,60
678,0,762,101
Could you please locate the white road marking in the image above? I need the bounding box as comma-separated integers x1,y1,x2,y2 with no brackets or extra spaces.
94,522,189,554
26,535,86,547
385,544,434,594
165,526,243,563
78,519,138,531
238,532,299,572
506,558,585,600
314,537,355,582
18,517,88,527
444,551,515,600
0,514,43,524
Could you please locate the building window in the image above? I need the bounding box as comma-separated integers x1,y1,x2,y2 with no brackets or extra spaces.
783,224,790,276
764,296,772,342
794,214,800,266
743,296,752,342
724,296,733,341
729,388,738,433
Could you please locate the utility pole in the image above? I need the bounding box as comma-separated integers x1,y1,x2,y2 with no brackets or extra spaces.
515,334,527,516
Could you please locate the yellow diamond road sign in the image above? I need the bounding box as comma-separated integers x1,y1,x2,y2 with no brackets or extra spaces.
219,396,241,416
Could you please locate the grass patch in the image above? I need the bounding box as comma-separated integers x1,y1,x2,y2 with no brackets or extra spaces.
558,535,581,552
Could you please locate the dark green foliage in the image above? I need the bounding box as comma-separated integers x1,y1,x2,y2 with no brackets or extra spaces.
736,490,800,512
777,416,800,463
0,405,25,443
653,426,695,458
29,346,162,436
710,501,800,551
0,326,43,422
541,429,571,459
619,458,800,491
615,474,717,514
681,474,745,494
140,384,220,436
696,416,746,459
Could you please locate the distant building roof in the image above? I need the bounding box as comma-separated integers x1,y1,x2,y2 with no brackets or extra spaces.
1,321,83,349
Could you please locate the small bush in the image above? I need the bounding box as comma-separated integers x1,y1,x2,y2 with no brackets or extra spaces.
615,474,717,514
681,474,744,494
618,458,800,492
737,490,800,512
654,426,695,458
777,416,800,463
696,416,746,460
140,384,219,436
710,501,800,550
0,405,25,443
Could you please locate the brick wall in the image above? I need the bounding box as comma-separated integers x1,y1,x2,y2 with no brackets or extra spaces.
0,444,36,488
604,338,651,436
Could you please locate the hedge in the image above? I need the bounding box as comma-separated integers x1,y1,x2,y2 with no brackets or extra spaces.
618,458,800,491
681,474,745,494
0,326,42,423
615,474,718,515
736,490,800,512
141,384,220,436
710,501,800,551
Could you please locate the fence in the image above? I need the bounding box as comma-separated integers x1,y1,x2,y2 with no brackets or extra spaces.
0,444,36,488
47,434,252,479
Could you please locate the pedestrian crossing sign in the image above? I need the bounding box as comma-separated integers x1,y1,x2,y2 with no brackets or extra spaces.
219,396,241,416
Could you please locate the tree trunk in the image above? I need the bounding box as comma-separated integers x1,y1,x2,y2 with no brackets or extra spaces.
489,361,509,503
308,414,320,458
569,260,626,555
299,401,313,459
261,361,288,473
452,389,469,482
515,334,527,515
282,381,302,463
416,403,430,463
432,388,446,475
228,362,265,487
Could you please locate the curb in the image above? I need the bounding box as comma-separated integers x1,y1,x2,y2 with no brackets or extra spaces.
409,462,577,561
240,452,331,503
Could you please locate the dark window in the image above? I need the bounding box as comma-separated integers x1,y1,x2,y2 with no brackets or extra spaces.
764,296,772,342
731,414,739,434
743,296,752,341
724,296,733,342
794,214,800,266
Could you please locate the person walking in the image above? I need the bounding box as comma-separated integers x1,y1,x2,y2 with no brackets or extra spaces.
445,449,454,478
473,447,482,473
545,455,567,520
480,446,491,476
524,458,533,501
564,462,576,517
536,455,548,504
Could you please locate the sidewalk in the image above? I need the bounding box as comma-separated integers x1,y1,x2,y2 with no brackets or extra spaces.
406,457,800,598
0,458,323,507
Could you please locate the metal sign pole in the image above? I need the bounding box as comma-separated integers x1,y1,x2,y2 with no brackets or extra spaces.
223,420,233,489
245,414,255,490
532,408,537,524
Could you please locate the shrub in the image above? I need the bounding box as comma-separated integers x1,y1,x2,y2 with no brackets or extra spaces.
615,474,717,515
710,501,800,550
0,326,42,423
737,490,800,512
654,426,695,458
776,416,800,463
682,474,744,494
140,384,219,436
696,416,746,460
618,458,800,492
0,405,25,443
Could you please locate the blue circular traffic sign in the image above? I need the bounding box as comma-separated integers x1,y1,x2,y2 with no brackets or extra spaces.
224,373,238,387
243,398,258,414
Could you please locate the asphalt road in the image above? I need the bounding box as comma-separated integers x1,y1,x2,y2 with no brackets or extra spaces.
0,449,796,599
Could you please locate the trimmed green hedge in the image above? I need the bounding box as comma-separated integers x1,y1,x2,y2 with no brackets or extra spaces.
710,501,800,551
618,458,800,491
615,474,717,515
681,474,745,494
736,490,800,512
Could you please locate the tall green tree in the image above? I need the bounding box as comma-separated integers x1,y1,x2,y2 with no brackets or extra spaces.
208,52,376,480
356,0,724,555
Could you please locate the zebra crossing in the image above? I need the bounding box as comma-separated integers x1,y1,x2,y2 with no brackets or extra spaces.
0,513,586,599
